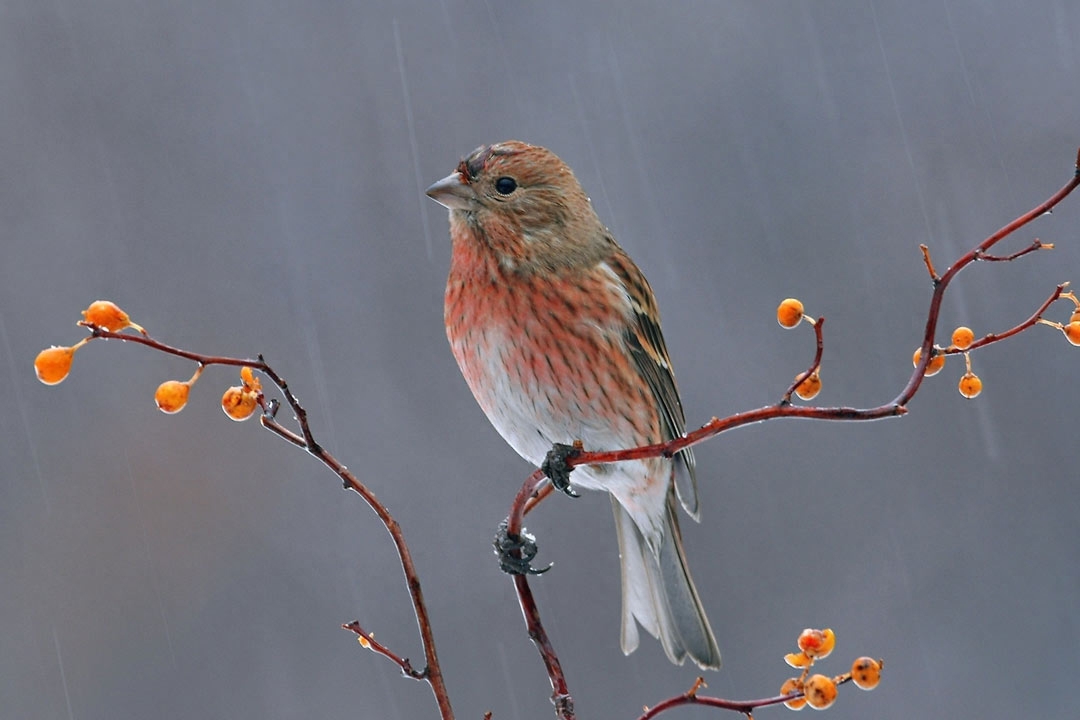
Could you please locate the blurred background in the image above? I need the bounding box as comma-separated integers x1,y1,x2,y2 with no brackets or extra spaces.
2,2,1078,718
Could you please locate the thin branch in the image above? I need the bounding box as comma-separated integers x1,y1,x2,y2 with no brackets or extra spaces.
637,669,866,719
975,238,1053,262
342,621,427,680
514,575,575,719
919,244,940,282
781,317,825,403
941,284,1067,355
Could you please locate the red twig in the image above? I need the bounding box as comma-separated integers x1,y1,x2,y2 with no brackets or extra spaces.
781,317,825,403
941,284,1067,355
637,669,867,719
975,238,1053,262
341,621,426,680
515,575,575,719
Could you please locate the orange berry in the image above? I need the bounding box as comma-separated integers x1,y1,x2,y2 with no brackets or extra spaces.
785,651,812,668
951,326,974,350
81,300,142,333
794,371,821,401
803,674,837,710
912,347,945,377
820,628,836,655
1063,321,1080,346
851,657,882,690
958,372,982,399
239,365,261,392
780,677,807,711
1070,309,1080,325
797,628,835,660
777,298,805,329
155,380,191,414
34,346,76,385
221,385,258,421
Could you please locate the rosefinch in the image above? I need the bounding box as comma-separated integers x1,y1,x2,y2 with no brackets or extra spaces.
427,141,720,670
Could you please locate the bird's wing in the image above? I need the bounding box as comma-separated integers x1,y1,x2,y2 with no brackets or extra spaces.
606,248,700,520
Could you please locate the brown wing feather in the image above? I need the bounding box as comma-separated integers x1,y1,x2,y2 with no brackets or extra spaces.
606,248,700,520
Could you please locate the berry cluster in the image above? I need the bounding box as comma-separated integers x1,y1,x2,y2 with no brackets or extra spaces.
917,287,1080,400
779,628,881,711
33,300,145,385
911,326,984,399
34,300,262,421
779,286,1080,404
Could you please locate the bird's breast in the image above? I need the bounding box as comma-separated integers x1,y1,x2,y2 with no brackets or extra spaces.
444,251,657,475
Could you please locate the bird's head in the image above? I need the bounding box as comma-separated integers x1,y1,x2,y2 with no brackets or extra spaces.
426,141,609,272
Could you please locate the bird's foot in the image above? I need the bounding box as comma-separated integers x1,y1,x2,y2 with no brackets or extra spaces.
543,442,581,497
493,519,551,575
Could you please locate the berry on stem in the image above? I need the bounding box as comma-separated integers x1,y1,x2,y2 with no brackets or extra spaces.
777,298,805,329
794,371,822,401
780,677,807,711
80,300,145,334
34,338,90,386
785,651,812,668
155,380,191,414
803,674,837,710
958,372,982,399
35,345,76,385
951,326,974,350
851,657,882,690
912,347,945,377
154,366,204,414
1063,321,1080,346
797,627,835,659
221,386,257,421
222,366,261,421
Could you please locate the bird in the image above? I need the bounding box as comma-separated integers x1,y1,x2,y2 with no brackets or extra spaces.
426,140,720,670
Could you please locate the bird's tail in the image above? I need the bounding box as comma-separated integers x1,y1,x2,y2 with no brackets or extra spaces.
612,493,721,670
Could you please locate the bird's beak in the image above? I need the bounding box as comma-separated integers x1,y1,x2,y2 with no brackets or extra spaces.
425,171,477,211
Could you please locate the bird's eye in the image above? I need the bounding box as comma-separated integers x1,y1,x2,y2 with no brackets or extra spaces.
494,176,517,195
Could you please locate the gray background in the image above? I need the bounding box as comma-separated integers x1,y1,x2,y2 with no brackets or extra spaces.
3,2,1078,719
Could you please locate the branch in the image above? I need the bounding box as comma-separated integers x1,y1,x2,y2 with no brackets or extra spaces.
342,621,427,680
638,666,870,719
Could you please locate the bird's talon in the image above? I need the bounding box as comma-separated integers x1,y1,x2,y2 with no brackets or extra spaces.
494,520,550,575
543,442,581,496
